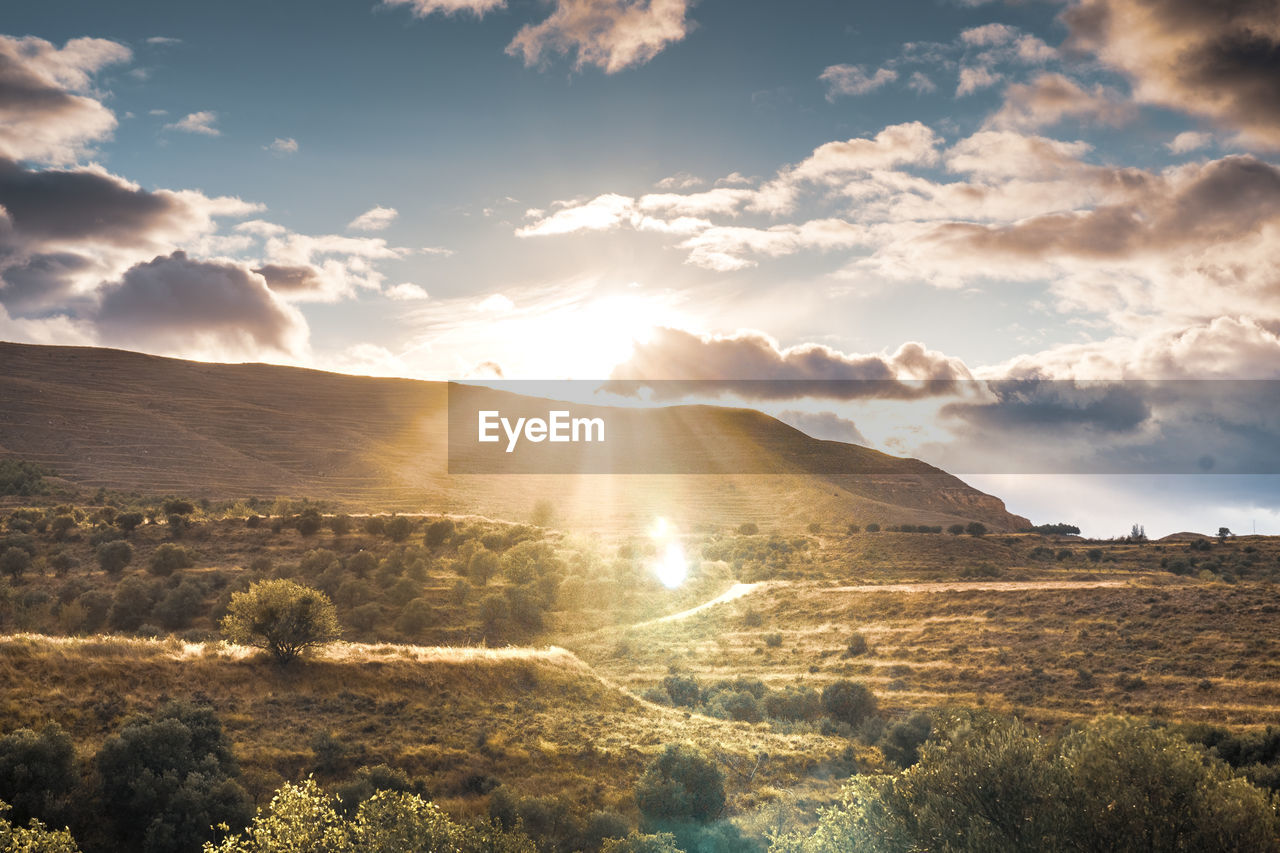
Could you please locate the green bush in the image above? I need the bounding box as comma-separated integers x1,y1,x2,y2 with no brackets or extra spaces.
220,579,341,664
771,713,1280,853
95,540,133,574
0,802,80,853
635,744,725,825
0,724,76,829
821,680,878,728
0,548,30,581
149,543,194,576
384,516,413,542
425,518,455,548
95,703,251,853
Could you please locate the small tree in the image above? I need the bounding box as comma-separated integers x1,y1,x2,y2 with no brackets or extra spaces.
0,548,30,581
424,519,454,548
635,744,725,826
149,543,193,576
221,580,341,664
384,516,413,543
966,522,987,537
96,540,133,575
115,511,144,533
821,679,878,727
1218,527,1233,543
947,523,965,536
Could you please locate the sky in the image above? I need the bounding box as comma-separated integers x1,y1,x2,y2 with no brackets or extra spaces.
2,0,1279,536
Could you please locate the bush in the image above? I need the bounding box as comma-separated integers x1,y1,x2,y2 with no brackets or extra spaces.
966,522,987,537
602,832,682,853
96,540,133,574
0,547,30,581
774,713,1280,853
663,674,702,708
108,577,159,632
821,680,878,728
843,633,869,657
468,549,499,586
0,803,81,852
635,744,725,825
0,724,76,828
865,523,880,533
384,516,413,543
846,524,860,535
878,711,932,768
296,508,323,537
206,778,535,853
162,499,195,516
947,523,965,535
737,523,759,536
152,579,206,630
95,703,251,853
764,687,821,722
0,460,51,496
49,515,76,540
149,543,194,576
363,516,387,536
425,519,455,548
220,579,341,664
394,598,436,638
114,511,144,533
329,514,352,536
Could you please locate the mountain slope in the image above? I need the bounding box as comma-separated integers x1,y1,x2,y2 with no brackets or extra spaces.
0,342,1030,531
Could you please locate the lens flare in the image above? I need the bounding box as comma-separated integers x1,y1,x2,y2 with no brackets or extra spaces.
648,516,688,588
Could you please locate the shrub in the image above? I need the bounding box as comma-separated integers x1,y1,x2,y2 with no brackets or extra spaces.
774,713,1280,853
764,687,821,722
296,509,323,537
821,680,878,728
713,691,762,723
394,598,436,638
95,703,251,853
329,514,352,536
737,523,759,536
602,832,682,853
220,579,341,664
0,724,76,828
0,460,51,496
664,674,702,708
162,499,195,516
363,516,387,536
166,513,187,538
878,711,932,768
635,744,725,825
846,524,861,535
207,779,535,853
115,511,144,533
947,523,965,535
966,522,987,537
108,577,158,632
468,549,499,586
763,632,783,648
49,515,76,540
424,518,455,547
843,633,869,657
149,543,194,576
152,579,206,630
96,540,133,574
865,523,880,533
0,803,80,852
384,515,413,543
0,548,30,581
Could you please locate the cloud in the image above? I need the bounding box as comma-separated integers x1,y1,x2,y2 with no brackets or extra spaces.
655,172,703,190
956,65,1002,96
961,23,1019,47
607,327,972,399
1166,131,1213,154
506,0,693,73
347,205,399,231
265,136,298,155
145,37,182,45
776,409,868,445
165,110,220,136
93,250,307,357
820,64,898,100
678,219,869,271
906,71,937,94
382,0,505,16
788,122,942,182
990,73,1135,130
516,193,635,236
0,35,131,164
387,282,430,300
1063,0,1280,149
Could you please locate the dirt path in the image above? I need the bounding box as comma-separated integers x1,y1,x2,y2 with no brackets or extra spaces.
823,580,1133,594
634,582,773,627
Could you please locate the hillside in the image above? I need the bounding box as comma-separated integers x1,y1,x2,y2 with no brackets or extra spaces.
0,342,1028,532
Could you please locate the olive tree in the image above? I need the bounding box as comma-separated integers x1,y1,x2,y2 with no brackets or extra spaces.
220,579,340,664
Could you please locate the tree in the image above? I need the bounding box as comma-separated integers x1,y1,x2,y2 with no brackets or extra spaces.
821,680,878,727
162,499,195,516
947,524,965,536
49,515,76,541
96,703,251,853
149,543,193,576
865,523,881,533
220,580,341,664
115,511,145,533
0,548,30,581
205,778,535,853
965,522,987,537
424,519,454,548
296,509,322,537
602,833,682,853
96,540,133,574
384,515,413,542
530,499,556,527
1218,527,1234,543
636,744,725,826
771,712,1280,853
0,724,76,828
329,514,352,537
1129,523,1147,544
0,802,80,853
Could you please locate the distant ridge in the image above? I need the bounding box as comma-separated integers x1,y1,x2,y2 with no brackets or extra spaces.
0,342,1031,532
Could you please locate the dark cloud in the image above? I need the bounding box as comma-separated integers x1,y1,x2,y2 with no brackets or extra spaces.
606,327,970,400
0,35,130,163
94,251,306,356
927,156,1280,259
776,410,868,445
0,251,92,312
1063,0,1280,148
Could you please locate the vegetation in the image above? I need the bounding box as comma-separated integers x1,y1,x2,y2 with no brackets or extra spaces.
220,580,341,664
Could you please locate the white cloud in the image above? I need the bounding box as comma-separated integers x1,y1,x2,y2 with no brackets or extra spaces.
1166,131,1213,154
956,65,1002,96
165,111,220,136
382,0,505,16
266,136,298,155
347,205,399,231
387,282,430,301
819,64,898,100
506,0,693,73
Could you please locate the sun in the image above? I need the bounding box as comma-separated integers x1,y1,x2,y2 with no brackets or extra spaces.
648,516,688,588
